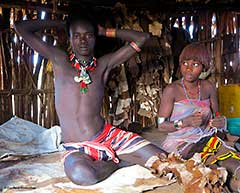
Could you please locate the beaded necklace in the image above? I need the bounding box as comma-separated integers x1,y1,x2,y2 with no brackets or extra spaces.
181,77,201,102
69,53,97,93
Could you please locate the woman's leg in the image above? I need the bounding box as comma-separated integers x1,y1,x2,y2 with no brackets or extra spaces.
64,152,119,186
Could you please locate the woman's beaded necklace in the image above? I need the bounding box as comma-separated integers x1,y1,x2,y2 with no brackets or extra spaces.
181,77,201,102
69,52,97,94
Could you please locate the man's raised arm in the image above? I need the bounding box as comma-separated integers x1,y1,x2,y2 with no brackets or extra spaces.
14,19,65,61
99,26,150,70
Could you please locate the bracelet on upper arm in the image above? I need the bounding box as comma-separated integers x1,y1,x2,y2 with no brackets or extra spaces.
106,28,116,38
129,41,141,52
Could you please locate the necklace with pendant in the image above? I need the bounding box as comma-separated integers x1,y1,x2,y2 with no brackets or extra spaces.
181,77,201,102
69,53,97,93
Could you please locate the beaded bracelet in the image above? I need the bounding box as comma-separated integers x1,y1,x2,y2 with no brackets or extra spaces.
129,41,141,52
174,120,183,129
106,28,116,38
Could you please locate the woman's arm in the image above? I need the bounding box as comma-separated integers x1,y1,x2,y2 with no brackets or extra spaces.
14,19,66,62
208,80,219,114
158,83,203,132
207,80,226,129
158,85,179,132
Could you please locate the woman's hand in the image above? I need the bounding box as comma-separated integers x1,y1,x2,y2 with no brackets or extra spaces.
209,116,226,129
183,112,203,128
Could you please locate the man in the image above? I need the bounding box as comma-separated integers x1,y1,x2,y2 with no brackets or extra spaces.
14,10,167,185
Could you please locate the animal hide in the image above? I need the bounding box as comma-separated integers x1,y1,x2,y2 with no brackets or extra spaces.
146,153,228,193
1,152,177,193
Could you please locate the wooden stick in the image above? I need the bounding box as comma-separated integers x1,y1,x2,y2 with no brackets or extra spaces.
0,88,54,95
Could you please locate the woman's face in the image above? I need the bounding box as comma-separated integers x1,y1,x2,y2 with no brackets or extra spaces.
180,59,203,82
69,21,96,57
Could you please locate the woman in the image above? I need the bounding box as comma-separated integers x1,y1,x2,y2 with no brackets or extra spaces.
158,42,240,192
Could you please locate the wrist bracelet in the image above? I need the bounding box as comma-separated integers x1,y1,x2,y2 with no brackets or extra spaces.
106,28,116,38
129,41,141,52
174,120,183,129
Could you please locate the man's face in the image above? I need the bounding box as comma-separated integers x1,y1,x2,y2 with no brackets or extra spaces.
69,21,96,57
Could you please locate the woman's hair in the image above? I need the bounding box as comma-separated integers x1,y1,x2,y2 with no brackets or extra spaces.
66,7,98,37
179,42,211,70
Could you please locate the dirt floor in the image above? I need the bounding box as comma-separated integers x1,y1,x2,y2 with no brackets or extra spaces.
141,126,167,147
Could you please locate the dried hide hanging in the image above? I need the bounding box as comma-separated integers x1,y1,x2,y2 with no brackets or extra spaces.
110,7,145,128
121,9,144,32
132,20,144,32
143,34,172,86
133,18,173,125
135,35,172,122
148,13,172,84
112,64,131,128
149,21,162,37
136,70,160,121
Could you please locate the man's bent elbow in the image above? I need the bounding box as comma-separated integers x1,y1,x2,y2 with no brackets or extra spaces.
141,32,151,43
13,21,19,32
13,21,25,36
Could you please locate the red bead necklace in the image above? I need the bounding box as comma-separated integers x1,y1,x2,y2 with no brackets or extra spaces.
69,53,97,93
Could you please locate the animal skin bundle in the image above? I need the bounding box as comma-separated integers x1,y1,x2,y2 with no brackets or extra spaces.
145,153,228,193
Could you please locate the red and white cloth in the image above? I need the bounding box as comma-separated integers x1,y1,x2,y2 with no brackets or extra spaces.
62,123,150,163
